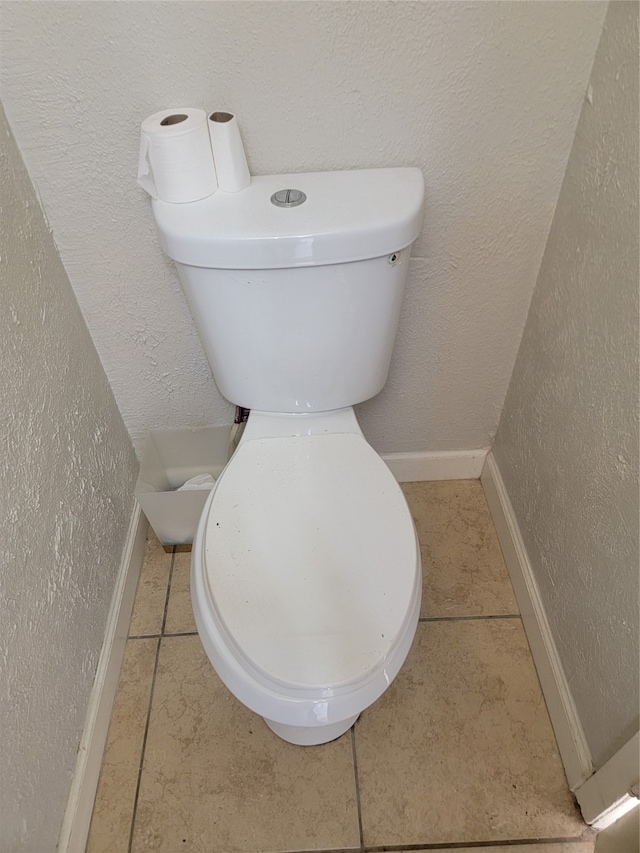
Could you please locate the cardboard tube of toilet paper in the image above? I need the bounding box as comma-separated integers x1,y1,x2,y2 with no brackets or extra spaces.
208,111,250,193
137,108,218,203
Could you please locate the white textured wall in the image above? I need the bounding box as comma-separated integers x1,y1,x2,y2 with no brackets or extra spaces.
493,2,639,772
0,106,138,852
0,1,606,455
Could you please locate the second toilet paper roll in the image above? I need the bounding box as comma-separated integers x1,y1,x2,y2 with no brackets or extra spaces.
138,108,218,203
208,111,250,193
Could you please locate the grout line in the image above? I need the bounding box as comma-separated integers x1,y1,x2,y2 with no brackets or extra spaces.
279,849,361,853
418,614,521,623
128,631,199,640
126,635,161,853
266,841,590,853
350,724,365,851
160,547,177,636
164,631,199,638
270,848,362,853
361,838,592,851
127,547,177,853
267,839,590,853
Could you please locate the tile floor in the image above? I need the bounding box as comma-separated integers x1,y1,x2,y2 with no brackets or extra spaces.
87,480,594,853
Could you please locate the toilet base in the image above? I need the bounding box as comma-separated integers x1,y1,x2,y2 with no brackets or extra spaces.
263,714,359,745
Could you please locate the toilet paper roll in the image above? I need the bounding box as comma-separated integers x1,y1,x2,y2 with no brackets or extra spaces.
137,108,218,203
208,111,250,193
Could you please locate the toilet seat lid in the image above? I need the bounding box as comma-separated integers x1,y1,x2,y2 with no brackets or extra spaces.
202,433,418,690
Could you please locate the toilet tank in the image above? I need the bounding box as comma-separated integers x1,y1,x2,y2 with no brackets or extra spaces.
152,168,424,413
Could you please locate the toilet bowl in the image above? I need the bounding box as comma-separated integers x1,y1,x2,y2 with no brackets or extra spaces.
149,166,425,744
191,408,422,745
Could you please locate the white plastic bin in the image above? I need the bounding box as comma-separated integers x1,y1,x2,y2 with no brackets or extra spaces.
135,426,231,545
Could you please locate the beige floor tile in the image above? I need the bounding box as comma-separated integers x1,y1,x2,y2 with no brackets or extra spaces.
87,638,158,853
131,635,360,853
129,531,172,636
356,619,587,847
164,550,197,634
402,480,519,617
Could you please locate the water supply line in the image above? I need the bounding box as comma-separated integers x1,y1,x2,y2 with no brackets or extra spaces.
228,406,250,456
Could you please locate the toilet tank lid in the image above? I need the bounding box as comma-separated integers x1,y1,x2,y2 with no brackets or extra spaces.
151,167,424,269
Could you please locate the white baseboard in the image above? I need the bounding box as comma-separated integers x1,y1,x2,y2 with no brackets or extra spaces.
576,732,640,829
383,448,489,482
481,452,593,791
58,502,148,853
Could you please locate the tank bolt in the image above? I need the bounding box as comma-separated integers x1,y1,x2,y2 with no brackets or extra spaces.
388,252,399,266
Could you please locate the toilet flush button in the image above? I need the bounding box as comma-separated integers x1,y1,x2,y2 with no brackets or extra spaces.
271,188,307,208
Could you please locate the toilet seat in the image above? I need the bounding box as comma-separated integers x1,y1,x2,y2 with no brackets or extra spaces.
201,432,418,692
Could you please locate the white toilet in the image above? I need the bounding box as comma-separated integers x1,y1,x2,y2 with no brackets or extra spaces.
151,167,425,745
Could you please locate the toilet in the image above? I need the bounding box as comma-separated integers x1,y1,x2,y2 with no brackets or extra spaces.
151,167,425,745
